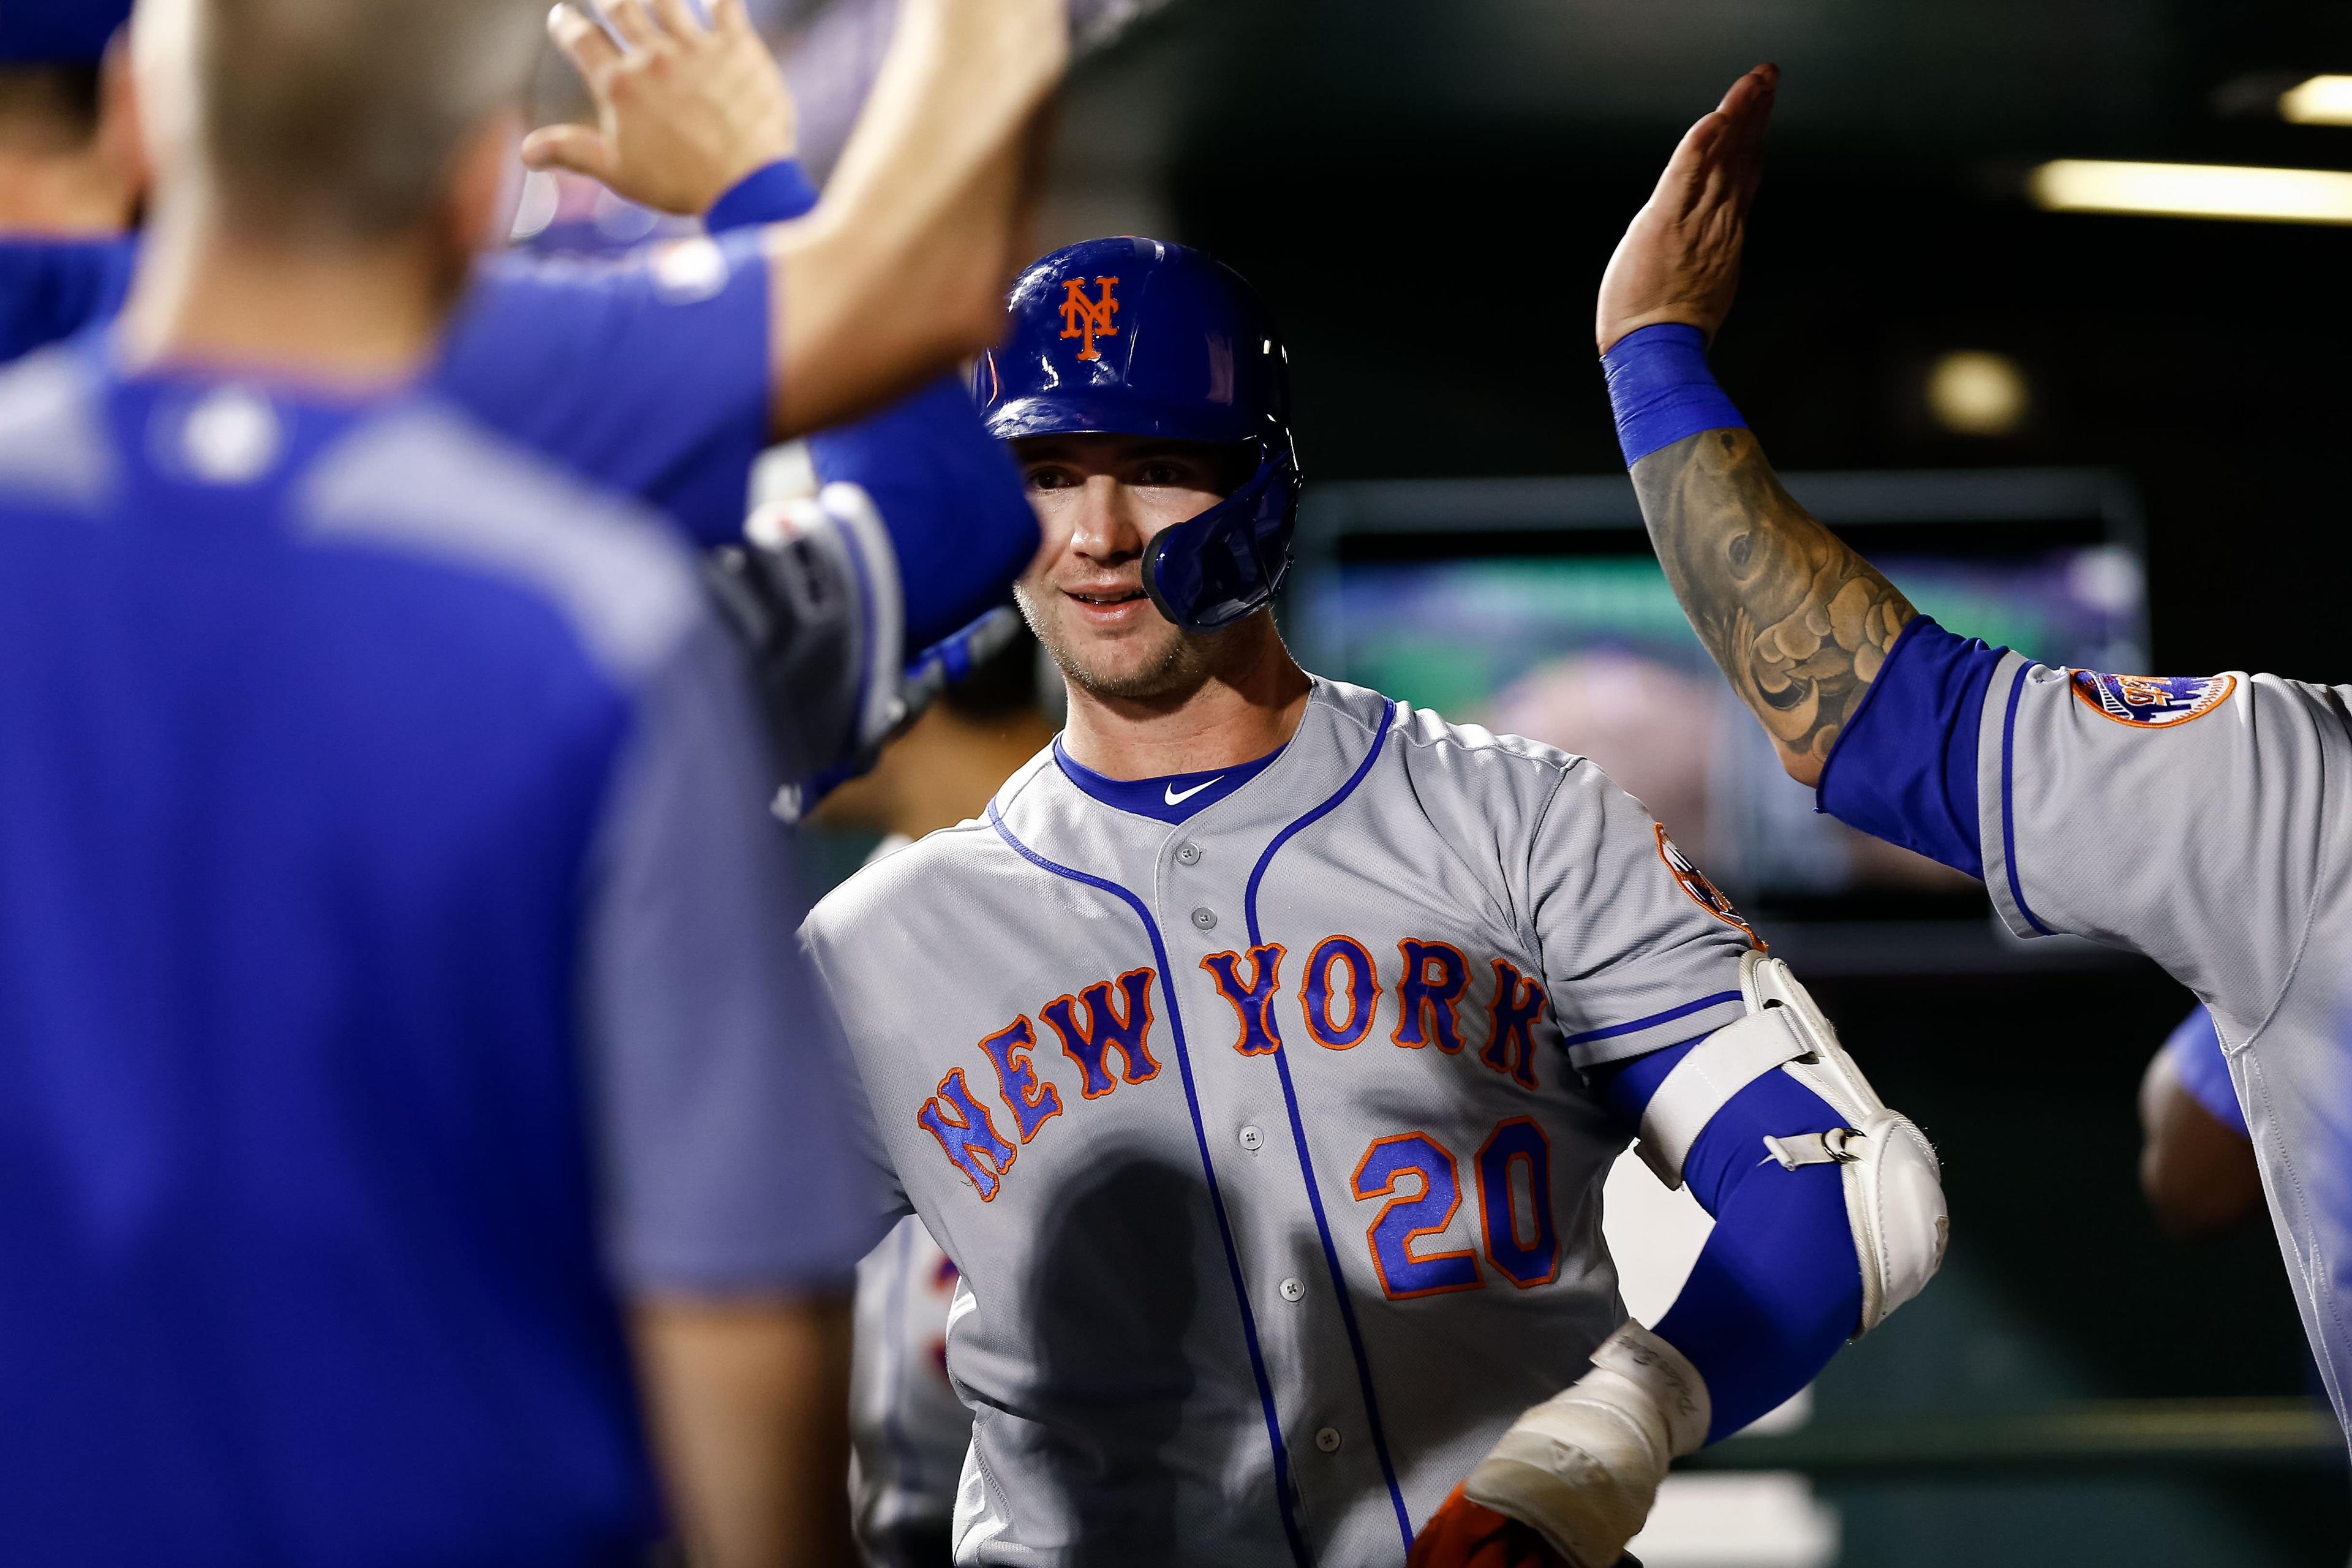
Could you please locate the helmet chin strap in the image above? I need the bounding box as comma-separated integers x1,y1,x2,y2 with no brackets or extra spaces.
1140,442,1301,631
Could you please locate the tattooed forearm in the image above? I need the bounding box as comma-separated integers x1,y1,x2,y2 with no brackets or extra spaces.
1632,426,1915,785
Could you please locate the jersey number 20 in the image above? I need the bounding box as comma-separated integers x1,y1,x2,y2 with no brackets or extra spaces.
1349,1118,1560,1299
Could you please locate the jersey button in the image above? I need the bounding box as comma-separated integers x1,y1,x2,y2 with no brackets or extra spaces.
1191,907,1218,930
1175,842,1202,865
1238,1125,1265,1152
1314,1427,1342,1453
1280,1277,1305,1302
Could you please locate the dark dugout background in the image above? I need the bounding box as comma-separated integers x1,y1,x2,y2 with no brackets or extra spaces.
1023,0,2352,1559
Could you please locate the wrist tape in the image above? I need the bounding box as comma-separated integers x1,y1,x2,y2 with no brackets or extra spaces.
1601,322,1747,467
705,158,821,233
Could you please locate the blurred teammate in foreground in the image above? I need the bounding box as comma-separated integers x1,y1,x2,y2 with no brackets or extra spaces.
0,0,1055,728
0,0,1047,1558
1601,62,2352,1446
0,0,1055,810
801,238,1948,1567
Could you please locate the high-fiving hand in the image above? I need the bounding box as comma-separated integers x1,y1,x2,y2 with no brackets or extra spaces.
1595,63,1777,355
525,0,799,217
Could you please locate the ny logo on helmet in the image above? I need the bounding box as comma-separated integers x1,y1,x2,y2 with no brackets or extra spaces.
1058,276,1120,361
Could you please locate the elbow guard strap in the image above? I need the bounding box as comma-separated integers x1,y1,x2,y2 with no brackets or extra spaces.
1635,1006,1809,1188
1638,951,1949,1335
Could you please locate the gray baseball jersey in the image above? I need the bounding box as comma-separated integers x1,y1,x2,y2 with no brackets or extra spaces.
852,1212,971,1564
802,677,1758,1565
1970,653,2352,1434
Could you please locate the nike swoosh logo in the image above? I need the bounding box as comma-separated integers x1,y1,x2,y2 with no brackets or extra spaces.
1164,777,1223,806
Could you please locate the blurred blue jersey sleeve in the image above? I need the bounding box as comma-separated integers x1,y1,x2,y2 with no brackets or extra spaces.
442,232,772,551
584,614,887,1293
2163,1005,2247,1139
1814,616,2009,878
0,237,133,363
0,235,775,549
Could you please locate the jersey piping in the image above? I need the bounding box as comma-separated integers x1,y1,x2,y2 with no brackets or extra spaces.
1239,698,1418,1556
1996,662,2054,935
1559,992,1746,1050
982,799,1317,1568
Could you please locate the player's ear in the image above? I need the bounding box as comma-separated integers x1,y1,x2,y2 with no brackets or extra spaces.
444,108,526,281
97,29,149,215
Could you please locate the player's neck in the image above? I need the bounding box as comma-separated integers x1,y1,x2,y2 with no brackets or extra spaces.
1059,618,1313,781
116,193,454,390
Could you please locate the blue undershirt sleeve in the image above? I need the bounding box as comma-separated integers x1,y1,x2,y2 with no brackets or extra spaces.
1597,1039,1863,1442
2162,1005,2247,1139
692,157,1036,650
1813,616,2007,880
437,231,773,549
804,375,1039,650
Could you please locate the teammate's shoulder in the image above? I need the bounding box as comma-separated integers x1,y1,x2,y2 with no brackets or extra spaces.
0,343,113,512
807,750,1061,943
300,398,703,684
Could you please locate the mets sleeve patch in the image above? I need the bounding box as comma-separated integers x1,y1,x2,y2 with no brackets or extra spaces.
1656,825,1763,949
2067,671,2236,729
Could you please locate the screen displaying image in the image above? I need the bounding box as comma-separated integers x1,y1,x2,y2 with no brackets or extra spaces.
1298,543,2145,905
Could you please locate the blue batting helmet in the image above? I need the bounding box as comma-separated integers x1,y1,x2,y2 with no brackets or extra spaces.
973,236,1300,631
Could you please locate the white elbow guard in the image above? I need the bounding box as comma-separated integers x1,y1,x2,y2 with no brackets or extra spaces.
1634,951,1948,1335
708,482,908,811
1463,1321,1707,1568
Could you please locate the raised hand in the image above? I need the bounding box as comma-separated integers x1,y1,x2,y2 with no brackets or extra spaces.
524,0,798,217
1596,63,1776,355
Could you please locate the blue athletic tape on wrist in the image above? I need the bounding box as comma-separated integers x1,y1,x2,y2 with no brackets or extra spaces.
704,159,821,233
1600,322,1747,467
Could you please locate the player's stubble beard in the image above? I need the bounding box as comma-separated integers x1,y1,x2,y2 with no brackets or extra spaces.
1015,579,1260,705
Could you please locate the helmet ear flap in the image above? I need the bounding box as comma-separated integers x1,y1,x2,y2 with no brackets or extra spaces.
1139,530,1190,628
1138,442,1300,631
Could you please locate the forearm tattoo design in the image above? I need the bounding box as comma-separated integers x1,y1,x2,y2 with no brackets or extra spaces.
1632,427,1916,772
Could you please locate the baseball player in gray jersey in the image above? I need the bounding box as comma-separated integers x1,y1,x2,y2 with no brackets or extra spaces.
803,237,1948,1567
1598,62,2352,1446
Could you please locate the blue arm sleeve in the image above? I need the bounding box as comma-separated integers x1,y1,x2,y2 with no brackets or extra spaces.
0,237,135,365
1599,1039,1863,1442
2163,1005,2247,1139
806,375,1039,650
436,232,773,549
1814,616,2008,880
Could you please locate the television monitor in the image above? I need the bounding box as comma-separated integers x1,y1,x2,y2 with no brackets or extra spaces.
1284,469,2147,913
